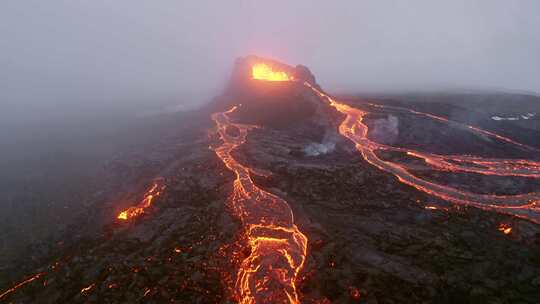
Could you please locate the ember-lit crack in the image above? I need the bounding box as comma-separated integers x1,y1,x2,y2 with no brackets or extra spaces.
117,179,166,220
80,283,96,294
0,272,46,301
1,180,167,300
212,106,307,303
304,82,540,224
498,223,513,235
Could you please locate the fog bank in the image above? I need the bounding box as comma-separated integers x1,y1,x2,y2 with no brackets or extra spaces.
2,1,539,124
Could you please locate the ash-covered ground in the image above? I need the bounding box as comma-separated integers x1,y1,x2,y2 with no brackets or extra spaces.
2,58,540,303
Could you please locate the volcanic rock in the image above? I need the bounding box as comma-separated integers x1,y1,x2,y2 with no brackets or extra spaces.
2,56,540,304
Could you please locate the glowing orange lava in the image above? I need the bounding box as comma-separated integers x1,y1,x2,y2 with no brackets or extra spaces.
80,283,96,294
367,102,540,152
498,224,512,235
0,272,46,301
212,106,307,303
304,82,540,224
117,180,165,220
1,181,166,300
252,63,294,82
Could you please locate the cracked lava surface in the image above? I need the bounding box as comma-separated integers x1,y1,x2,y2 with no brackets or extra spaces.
212,106,307,303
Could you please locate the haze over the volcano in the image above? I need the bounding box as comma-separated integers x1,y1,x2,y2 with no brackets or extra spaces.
2,8,540,300
2,0,540,125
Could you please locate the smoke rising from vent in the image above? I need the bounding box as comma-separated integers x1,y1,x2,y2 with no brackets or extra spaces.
304,142,336,157
370,115,400,145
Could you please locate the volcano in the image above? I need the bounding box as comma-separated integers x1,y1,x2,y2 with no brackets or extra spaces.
2,56,540,303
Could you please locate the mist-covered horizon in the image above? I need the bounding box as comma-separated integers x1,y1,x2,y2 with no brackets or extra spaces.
2,1,540,125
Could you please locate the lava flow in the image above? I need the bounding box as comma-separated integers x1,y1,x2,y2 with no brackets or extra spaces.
304,82,540,224
0,272,45,301
117,180,165,220
212,106,307,303
498,223,513,235
366,102,540,152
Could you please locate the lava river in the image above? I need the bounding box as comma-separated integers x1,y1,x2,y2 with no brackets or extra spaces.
305,82,540,224
212,106,307,304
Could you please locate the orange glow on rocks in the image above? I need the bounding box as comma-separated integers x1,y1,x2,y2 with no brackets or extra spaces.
80,283,96,294
0,272,46,301
252,63,294,82
304,82,540,224
212,106,307,303
498,224,512,235
349,286,362,300
117,181,165,221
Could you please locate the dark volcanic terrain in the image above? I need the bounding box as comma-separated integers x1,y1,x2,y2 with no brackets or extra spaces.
1,57,539,303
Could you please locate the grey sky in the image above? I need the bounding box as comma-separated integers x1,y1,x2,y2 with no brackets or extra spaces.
2,1,539,123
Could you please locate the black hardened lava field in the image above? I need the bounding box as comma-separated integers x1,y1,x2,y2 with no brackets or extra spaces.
2,57,540,304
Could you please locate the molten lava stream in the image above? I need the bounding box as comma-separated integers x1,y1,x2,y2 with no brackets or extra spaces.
212,106,307,304
366,102,540,152
304,82,540,224
0,272,46,301
405,151,540,178
117,179,165,221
